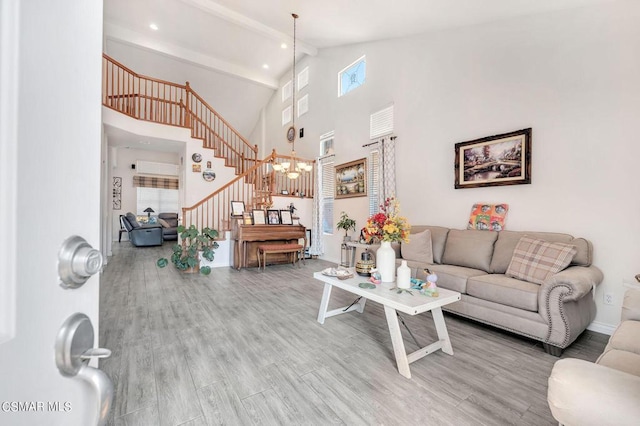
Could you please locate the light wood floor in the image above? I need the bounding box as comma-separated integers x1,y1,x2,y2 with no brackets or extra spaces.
100,243,608,426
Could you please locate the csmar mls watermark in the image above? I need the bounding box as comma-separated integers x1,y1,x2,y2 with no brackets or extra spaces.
1,401,72,412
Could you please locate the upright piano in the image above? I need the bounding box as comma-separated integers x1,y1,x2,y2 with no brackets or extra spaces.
232,221,307,269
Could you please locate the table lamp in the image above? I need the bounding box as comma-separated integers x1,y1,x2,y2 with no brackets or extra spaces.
144,207,154,218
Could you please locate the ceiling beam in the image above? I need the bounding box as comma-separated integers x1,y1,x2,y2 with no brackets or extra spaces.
179,0,318,57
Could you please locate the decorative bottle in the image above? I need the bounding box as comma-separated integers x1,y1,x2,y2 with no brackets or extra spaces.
397,260,411,289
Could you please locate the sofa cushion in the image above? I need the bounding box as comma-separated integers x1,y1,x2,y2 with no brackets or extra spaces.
506,237,577,285
466,274,540,312
622,289,640,322
416,264,487,294
408,226,449,264
597,349,640,377
568,238,592,267
604,321,640,356
125,212,141,229
158,218,170,228
401,230,433,264
441,229,498,272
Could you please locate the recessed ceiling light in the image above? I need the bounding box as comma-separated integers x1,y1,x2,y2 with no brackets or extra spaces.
262,64,269,69
149,23,159,31
281,43,287,49
139,140,151,145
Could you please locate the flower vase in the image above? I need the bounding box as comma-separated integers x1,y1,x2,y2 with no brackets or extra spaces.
377,241,396,283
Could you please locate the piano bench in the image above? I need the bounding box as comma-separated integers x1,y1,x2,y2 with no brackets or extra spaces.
257,244,305,271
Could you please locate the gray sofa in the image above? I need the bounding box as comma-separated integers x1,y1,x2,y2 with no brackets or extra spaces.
547,288,640,425
393,226,603,355
122,212,163,247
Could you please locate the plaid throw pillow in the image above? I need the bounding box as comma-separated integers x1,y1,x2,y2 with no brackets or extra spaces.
506,237,577,285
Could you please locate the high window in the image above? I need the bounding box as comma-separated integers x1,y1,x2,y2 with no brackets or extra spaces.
338,55,366,97
320,131,334,156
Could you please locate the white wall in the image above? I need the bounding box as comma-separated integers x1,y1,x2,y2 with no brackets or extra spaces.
261,0,640,329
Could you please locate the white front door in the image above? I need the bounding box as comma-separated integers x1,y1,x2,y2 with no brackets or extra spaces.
0,0,106,425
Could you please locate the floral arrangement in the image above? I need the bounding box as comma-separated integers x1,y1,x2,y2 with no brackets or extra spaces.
362,197,410,243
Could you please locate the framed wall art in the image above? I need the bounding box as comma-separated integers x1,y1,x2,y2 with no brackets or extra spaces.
112,177,122,210
335,158,366,199
454,128,531,189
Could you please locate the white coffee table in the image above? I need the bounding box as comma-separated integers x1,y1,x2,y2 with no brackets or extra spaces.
313,270,461,379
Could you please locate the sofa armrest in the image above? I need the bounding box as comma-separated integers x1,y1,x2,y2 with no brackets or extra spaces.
539,266,603,348
548,358,640,426
543,265,604,302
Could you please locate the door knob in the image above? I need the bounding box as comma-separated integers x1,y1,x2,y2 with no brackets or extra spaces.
55,313,113,426
58,235,103,289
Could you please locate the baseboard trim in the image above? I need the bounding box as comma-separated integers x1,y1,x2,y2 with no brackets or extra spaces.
587,321,617,336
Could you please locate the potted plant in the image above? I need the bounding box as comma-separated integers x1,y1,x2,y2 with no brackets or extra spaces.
336,211,357,242
157,225,219,275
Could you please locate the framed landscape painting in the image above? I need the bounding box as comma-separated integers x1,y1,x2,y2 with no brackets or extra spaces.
454,128,532,189
335,158,366,199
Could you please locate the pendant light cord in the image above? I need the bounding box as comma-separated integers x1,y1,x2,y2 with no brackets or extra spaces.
291,13,298,153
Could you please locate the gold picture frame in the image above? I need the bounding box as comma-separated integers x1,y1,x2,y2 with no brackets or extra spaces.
335,158,366,199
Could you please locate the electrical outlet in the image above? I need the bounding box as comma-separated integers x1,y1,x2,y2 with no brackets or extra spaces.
604,293,614,305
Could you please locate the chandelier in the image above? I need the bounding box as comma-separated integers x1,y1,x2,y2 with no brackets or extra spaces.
271,13,312,180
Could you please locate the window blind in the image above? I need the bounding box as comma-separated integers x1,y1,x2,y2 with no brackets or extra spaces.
368,150,380,216
136,187,179,215
133,176,179,189
321,161,335,234
370,105,394,139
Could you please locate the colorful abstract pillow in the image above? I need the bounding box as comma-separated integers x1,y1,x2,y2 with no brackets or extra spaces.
467,203,509,231
506,237,577,285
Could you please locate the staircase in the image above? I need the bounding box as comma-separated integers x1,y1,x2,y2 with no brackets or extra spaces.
102,54,314,234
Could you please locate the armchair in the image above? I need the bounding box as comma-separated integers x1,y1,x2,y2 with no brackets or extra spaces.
548,288,640,425
122,212,163,247
157,212,179,241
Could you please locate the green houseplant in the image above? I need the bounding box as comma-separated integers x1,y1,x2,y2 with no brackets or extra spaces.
157,225,219,275
336,211,357,241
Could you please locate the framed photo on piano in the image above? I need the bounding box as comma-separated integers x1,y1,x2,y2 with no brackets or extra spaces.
231,201,245,217
252,209,266,225
267,209,281,225
280,210,293,225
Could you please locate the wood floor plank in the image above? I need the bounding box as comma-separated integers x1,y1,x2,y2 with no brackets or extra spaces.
197,379,253,426
241,388,298,426
113,403,160,426
154,343,203,426
114,341,156,417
